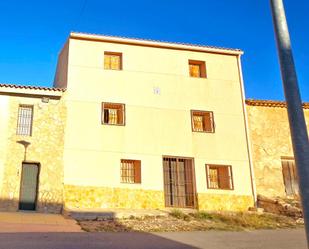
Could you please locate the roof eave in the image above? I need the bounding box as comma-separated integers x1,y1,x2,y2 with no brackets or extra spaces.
70,32,243,56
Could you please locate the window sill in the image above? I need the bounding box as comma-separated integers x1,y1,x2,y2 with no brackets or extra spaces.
192,130,215,133
207,188,234,191
102,123,125,126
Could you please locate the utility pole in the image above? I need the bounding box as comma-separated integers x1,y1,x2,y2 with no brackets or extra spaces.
270,0,309,246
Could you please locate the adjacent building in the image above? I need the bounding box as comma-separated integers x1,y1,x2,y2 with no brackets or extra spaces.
0,84,65,213
246,99,309,198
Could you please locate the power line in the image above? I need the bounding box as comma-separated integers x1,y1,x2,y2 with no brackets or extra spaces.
72,0,88,31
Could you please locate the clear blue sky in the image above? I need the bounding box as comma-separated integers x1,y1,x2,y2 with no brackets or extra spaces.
0,0,308,101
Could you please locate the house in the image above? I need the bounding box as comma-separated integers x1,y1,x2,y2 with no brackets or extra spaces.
0,32,255,213
246,99,309,198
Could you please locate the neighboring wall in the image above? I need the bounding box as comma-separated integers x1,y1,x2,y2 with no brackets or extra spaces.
0,91,66,213
246,100,309,197
53,41,69,89
55,35,254,211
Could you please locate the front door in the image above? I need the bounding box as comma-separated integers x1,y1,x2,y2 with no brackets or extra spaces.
163,157,196,208
19,163,39,211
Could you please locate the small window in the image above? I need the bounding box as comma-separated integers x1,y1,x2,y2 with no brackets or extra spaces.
104,52,122,70
102,102,125,125
206,165,233,190
120,159,141,184
188,60,206,78
16,105,33,136
191,110,214,133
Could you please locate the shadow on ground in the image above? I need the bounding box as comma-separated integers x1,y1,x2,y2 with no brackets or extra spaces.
0,232,198,249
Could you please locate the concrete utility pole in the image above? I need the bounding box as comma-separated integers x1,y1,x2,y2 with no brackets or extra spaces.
270,0,309,246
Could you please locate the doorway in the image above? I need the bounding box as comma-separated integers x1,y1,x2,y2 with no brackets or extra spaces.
163,157,196,208
19,163,40,211
281,158,299,196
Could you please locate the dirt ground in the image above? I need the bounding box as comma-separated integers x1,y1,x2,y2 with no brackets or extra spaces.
78,210,304,232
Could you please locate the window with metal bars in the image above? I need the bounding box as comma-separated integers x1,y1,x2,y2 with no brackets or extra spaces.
191,110,214,133
104,52,122,70
120,159,141,184
206,164,233,190
101,102,125,125
16,105,33,136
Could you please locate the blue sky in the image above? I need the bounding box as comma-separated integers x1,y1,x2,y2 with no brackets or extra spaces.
0,0,308,101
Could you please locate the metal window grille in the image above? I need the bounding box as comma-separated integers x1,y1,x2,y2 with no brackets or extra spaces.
120,160,141,183
104,52,122,70
192,111,214,133
16,105,33,136
206,165,233,190
102,103,125,125
163,157,196,208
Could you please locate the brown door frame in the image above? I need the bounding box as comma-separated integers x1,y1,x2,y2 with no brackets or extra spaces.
162,155,197,208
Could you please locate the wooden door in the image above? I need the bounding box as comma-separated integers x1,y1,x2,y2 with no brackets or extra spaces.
282,159,299,196
19,163,39,211
163,157,196,208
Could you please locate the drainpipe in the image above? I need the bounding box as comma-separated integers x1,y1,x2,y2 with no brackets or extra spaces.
237,55,257,207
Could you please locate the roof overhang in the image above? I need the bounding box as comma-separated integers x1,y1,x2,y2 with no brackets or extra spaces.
0,83,65,99
246,99,309,109
70,32,243,56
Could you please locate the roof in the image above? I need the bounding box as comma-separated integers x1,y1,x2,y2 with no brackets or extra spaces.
70,32,243,56
0,83,65,92
246,99,309,109
0,83,65,98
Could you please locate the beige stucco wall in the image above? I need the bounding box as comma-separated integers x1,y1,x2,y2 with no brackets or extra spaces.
53,40,69,89
0,93,66,213
55,37,254,210
246,104,309,197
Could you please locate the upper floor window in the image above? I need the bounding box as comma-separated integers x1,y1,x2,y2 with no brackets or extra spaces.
206,164,233,190
191,110,214,133
104,52,122,70
102,102,125,125
16,105,33,136
188,60,206,78
120,159,141,184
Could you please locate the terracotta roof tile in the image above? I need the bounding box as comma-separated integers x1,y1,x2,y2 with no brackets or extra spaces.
0,83,66,92
246,99,309,109
70,31,242,53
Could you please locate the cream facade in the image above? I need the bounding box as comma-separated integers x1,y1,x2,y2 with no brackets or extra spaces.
246,99,309,198
53,32,255,211
0,32,256,213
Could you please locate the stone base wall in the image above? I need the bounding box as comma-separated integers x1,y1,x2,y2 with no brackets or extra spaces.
64,185,165,209
64,185,253,212
198,193,253,211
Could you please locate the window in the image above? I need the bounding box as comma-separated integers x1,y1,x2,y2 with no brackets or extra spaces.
16,105,33,136
104,52,122,70
191,110,214,133
101,102,125,125
206,165,233,190
120,159,141,183
188,60,206,78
